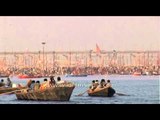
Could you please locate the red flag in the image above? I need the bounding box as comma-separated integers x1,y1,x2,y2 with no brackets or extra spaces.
96,44,101,54
95,44,101,58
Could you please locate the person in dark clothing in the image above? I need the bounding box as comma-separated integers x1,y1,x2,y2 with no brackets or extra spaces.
100,79,106,88
49,76,56,87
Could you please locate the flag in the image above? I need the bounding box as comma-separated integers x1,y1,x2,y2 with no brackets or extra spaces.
96,44,101,57
96,44,101,54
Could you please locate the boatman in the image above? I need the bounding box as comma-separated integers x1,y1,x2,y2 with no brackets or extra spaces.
89,80,97,91
49,76,56,87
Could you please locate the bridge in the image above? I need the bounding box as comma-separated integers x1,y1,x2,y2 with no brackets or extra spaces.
0,50,159,70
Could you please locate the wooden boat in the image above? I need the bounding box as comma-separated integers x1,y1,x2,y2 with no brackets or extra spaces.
15,82,75,101
88,87,116,97
65,74,88,77
0,87,26,94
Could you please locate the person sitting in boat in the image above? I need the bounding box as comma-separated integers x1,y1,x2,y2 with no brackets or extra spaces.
99,79,106,88
30,80,35,90
6,77,12,88
40,78,48,90
34,81,41,90
26,79,32,88
49,76,56,87
89,80,97,91
95,80,99,87
56,77,65,84
0,79,5,87
105,80,112,88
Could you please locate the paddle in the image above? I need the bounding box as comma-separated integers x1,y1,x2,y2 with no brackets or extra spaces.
115,92,130,96
76,90,88,96
0,88,28,96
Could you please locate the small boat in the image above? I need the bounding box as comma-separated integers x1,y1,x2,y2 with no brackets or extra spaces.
0,87,26,94
18,75,42,79
132,72,141,76
65,74,88,77
88,87,116,97
15,82,75,101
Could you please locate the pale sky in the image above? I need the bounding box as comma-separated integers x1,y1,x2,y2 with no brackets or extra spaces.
0,16,159,52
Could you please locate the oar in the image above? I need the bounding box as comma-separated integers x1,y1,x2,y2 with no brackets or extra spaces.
0,88,28,96
76,90,88,96
115,92,130,96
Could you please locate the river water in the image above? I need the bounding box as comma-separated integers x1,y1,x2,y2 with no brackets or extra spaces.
0,75,159,104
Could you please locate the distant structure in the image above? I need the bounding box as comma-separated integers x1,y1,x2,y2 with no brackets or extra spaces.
0,50,159,70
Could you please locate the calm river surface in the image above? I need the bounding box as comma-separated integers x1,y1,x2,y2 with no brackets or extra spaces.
0,75,159,104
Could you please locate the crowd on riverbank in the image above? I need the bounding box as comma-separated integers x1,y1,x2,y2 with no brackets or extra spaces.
0,65,159,77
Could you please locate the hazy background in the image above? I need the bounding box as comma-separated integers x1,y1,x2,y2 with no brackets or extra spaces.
0,16,159,52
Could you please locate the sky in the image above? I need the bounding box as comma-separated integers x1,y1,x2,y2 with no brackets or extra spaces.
0,16,159,52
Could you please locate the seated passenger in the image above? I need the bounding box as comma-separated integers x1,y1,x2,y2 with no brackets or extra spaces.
99,79,106,88
30,80,35,90
6,78,12,88
105,80,112,88
0,79,5,87
95,80,99,87
40,78,48,90
56,77,65,84
34,81,41,90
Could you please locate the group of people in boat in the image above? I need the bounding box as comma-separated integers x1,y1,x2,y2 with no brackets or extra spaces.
89,79,112,91
0,76,66,91
0,78,13,88
25,76,66,92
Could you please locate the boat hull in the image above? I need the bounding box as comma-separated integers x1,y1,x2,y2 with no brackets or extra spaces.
65,74,87,77
15,82,75,101
0,87,26,94
88,87,115,97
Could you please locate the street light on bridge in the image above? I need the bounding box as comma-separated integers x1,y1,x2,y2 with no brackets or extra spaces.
42,42,46,76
